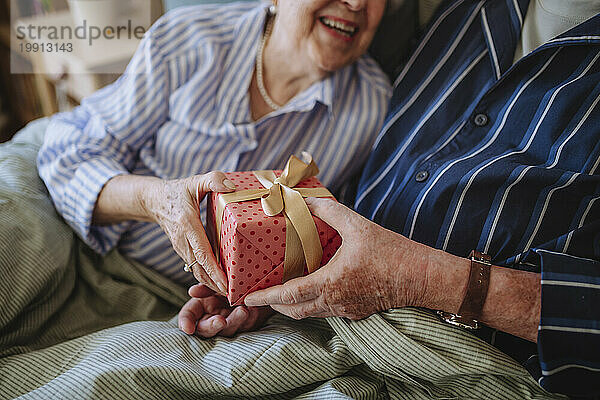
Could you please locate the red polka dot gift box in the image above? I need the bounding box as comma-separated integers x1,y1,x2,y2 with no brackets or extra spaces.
206,155,342,306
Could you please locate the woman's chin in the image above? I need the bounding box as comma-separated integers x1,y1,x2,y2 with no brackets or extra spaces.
311,52,355,73
306,34,363,73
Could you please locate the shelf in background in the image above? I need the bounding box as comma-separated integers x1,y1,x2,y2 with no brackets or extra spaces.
0,0,164,141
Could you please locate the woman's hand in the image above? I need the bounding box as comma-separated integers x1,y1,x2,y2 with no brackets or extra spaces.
140,172,236,294
178,284,275,337
94,171,238,294
244,197,434,320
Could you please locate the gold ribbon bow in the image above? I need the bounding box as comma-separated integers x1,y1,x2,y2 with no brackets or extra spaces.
215,152,334,282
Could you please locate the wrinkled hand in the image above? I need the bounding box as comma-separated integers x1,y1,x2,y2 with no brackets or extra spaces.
244,198,429,320
142,171,236,294
178,284,275,337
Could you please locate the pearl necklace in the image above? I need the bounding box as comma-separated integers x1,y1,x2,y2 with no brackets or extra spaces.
256,15,281,110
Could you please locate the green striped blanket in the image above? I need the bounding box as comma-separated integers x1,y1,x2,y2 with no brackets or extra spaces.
0,119,562,399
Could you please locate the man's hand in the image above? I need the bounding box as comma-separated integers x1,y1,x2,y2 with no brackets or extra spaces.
242,198,541,343
178,284,275,337
244,197,430,320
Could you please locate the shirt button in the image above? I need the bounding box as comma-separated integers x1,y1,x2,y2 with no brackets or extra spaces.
473,113,489,127
415,170,429,182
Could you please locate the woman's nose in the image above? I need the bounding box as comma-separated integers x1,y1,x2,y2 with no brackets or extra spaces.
340,0,368,12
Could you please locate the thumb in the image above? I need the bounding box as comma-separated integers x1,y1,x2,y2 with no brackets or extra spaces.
194,171,236,200
304,197,360,236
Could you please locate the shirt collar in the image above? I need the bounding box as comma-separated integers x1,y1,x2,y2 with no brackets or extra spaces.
273,63,352,120
216,4,266,124
545,13,600,45
479,0,528,78
480,0,600,79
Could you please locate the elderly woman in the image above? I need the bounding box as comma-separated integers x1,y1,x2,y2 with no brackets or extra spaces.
38,0,390,336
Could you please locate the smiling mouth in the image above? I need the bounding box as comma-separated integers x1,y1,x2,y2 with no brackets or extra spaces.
319,16,359,38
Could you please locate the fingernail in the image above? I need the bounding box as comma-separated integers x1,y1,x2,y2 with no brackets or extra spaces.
213,319,225,329
223,179,236,190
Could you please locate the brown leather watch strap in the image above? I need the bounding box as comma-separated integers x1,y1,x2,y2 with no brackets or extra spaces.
457,250,491,322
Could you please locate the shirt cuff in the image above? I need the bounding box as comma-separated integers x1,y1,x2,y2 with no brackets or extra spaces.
536,249,600,396
62,157,130,255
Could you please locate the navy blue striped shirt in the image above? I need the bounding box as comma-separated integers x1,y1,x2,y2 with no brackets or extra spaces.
355,0,600,396
37,2,390,287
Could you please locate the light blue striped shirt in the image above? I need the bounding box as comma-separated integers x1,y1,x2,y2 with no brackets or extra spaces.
37,2,391,286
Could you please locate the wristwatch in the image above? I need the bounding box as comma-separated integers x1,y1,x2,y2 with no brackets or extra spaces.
437,250,491,330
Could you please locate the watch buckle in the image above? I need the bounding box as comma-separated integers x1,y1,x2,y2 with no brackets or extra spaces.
437,311,480,330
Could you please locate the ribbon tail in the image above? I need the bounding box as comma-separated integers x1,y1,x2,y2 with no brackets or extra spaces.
261,184,285,217
281,185,323,274
282,215,305,282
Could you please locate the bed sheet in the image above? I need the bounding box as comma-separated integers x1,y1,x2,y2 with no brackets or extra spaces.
0,119,563,399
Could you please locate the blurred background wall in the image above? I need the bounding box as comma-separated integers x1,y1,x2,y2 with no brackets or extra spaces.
0,0,162,142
